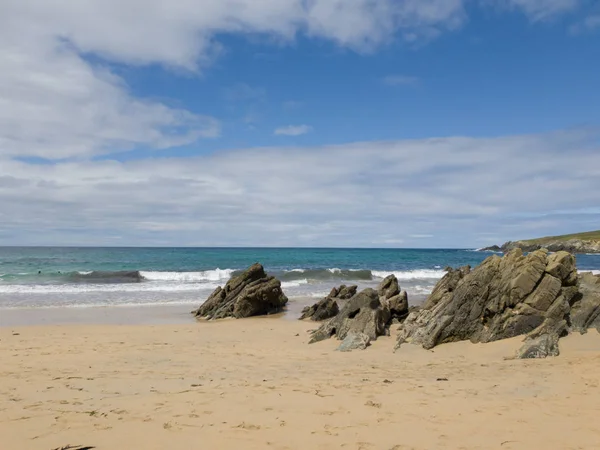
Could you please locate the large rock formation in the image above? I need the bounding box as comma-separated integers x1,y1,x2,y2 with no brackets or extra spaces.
299,285,357,321
193,263,288,320
396,249,578,350
309,288,391,347
570,272,600,333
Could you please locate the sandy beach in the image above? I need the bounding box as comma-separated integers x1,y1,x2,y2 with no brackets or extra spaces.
2,317,600,450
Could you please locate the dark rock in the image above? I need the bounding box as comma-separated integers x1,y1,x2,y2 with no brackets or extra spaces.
397,249,578,350
386,291,409,320
309,288,390,345
336,284,358,300
336,332,370,352
570,272,600,333
377,275,409,321
299,284,357,321
193,263,288,320
479,245,502,252
378,275,400,300
300,297,339,321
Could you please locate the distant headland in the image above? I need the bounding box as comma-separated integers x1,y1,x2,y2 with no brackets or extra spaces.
480,230,600,254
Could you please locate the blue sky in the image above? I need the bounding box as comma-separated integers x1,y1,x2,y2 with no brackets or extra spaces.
0,0,599,247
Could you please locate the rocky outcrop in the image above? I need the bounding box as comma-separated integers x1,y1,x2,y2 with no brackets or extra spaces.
193,263,288,320
570,272,600,333
479,245,501,252
378,275,409,321
396,249,578,350
299,285,357,321
309,288,390,348
422,265,471,310
481,239,600,254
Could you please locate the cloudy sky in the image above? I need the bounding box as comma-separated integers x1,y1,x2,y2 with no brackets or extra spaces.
0,0,599,248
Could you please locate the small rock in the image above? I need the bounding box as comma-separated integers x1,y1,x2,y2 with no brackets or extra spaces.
336,332,371,352
516,334,560,359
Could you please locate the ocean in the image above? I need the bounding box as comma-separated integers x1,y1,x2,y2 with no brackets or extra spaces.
1,247,600,314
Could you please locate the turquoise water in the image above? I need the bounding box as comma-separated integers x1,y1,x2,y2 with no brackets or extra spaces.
1,247,599,309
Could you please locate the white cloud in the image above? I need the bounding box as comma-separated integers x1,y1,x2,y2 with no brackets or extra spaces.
274,125,313,136
0,38,220,160
0,0,587,160
383,75,420,86
1,129,599,247
491,0,581,21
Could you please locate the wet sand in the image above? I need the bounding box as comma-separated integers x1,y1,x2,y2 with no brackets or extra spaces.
1,318,600,449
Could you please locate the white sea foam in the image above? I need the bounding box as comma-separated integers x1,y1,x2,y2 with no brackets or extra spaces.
288,268,306,273
281,279,309,288
0,282,219,294
0,299,202,310
327,268,342,274
140,269,234,282
591,270,600,275
372,269,446,280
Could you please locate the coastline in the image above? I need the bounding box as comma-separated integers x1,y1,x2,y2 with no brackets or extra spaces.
0,294,429,327
2,319,600,449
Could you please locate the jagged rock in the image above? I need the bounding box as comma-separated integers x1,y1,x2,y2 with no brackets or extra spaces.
378,275,400,300
516,334,560,359
299,284,357,321
515,318,566,359
422,265,470,310
300,297,339,321
309,288,390,345
336,332,371,352
570,272,600,333
193,263,288,320
397,249,577,350
377,275,409,320
387,291,409,320
479,245,502,252
335,285,358,300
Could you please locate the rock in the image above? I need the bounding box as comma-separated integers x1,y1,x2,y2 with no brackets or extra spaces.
193,263,288,320
397,249,578,350
378,275,400,300
422,265,470,310
570,272,600,333
299,284,357,321
377,275,409,320
515,318,566,359
516,334,560,359
300,297,339,321
336,332,371,352
309,288,390,345
336,284,358,300
479,245,501,252
386,291,409,320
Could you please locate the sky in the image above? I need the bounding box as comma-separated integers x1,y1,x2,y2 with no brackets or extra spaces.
0,0,599,248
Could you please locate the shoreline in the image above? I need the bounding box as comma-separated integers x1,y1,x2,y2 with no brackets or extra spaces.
2,319,600,449
0,296,315,327
0,294,430,327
